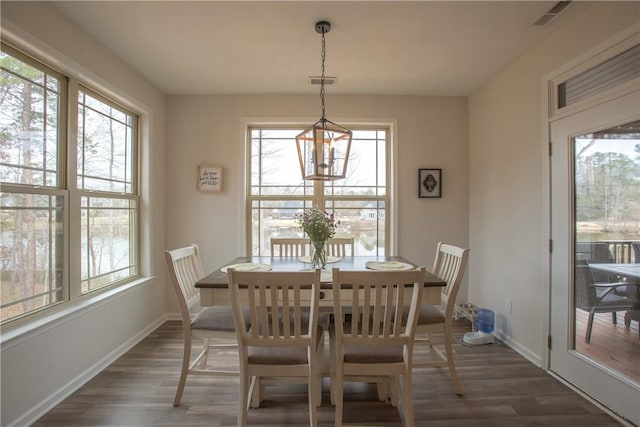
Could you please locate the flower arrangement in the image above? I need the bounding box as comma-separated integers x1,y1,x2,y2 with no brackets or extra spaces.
297,207,338,268
297,207,337,242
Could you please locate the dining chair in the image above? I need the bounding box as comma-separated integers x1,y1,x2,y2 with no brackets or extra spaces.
330,267,426,427
410,242,469,396
227,268,322,427
164,244,242,407
576,242,617,283
327,237,354,257
575,260,637,343
270,237,308,257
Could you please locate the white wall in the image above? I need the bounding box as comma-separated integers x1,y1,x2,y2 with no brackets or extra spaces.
468,2,640,364
165,95,469,312
0,3,168,426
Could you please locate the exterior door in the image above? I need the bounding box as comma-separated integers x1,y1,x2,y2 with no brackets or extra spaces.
550,90,640,425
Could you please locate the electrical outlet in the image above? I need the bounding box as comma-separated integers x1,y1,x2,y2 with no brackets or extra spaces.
505,298,512,314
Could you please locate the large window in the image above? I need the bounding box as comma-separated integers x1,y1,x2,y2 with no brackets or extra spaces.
0,43,139,324
248,126,389,256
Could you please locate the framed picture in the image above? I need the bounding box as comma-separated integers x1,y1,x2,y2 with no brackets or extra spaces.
197,165,223,192
418,168,442,198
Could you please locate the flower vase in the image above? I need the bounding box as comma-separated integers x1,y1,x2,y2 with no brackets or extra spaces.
310,240,327,269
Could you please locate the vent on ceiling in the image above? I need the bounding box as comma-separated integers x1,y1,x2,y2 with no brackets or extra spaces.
558,44,640,109
533,1,572,26
309,76,336,85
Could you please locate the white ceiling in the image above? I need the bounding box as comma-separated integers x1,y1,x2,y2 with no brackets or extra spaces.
50,1,577,96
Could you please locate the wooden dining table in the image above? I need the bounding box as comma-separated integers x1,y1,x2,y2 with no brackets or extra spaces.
195,255,446,307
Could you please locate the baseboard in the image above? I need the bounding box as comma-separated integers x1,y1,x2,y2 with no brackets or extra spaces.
493,328,543,367
8,314,168,427
166,312,182,321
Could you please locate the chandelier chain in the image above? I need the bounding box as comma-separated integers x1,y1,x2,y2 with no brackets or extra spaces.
320,29,326,123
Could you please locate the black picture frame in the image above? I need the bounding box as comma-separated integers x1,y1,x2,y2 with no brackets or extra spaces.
418,168,442,198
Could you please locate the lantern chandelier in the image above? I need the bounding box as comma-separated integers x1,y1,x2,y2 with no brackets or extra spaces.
296,21,352,181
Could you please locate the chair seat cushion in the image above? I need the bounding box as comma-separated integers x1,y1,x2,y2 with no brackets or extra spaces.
192,306,248,331
248,345,309,365
247,325,323,365
399,304,445,326
343,343,403,363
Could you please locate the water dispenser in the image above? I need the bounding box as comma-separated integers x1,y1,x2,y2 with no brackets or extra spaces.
462,308,495,345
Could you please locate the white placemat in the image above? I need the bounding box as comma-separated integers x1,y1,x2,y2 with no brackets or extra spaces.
365,261,414,271
298,255,342,264
221,263,272,273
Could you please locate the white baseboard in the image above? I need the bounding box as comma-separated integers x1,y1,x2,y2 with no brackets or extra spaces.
8,314,168,427
494,328,543,367
166,312,182,321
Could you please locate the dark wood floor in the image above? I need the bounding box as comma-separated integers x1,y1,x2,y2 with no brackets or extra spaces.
33,320,623,426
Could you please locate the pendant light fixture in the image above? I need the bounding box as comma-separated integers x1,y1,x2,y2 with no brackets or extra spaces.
296,21,352,181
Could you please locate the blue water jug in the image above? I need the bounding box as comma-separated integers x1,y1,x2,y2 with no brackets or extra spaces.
476,308,495,334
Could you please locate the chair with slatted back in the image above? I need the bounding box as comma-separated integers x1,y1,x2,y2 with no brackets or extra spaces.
327,237,354,257
270,237,308,257
330,267,426,427
410,242,469,396
164,244,243,406
227,268,322,427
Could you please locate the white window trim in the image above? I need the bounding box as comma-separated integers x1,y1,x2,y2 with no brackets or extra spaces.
240,117,398,255
0,26,150,332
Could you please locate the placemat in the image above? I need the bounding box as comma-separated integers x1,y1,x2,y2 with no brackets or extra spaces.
365,261,414,271
221,263,272,273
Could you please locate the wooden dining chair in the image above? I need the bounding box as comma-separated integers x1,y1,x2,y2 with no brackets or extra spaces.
227,268,323,427
164,244,242,407
410,242,469,396
327,237,354,257
270,237,308,257
330,267,426,427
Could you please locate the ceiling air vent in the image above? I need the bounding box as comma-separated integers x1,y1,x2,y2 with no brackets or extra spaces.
309,76,337,85
533,1,572,26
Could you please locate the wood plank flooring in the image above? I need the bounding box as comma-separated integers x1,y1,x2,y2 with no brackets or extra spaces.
32,320,623,426
575,309,640,382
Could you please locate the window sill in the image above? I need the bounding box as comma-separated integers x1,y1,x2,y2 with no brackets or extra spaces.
0,276,155,349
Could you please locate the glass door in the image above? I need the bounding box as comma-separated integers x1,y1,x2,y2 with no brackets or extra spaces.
550,91,640,425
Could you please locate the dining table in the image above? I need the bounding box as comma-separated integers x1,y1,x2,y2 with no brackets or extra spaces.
588,263,640,281
195,255,447,307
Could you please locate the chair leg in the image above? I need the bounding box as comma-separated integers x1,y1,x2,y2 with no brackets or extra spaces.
199,338,209,369
624,311,631,327
334,363,344,427
376,379,389,402
238,371,250,427
586,311,596,343
329,335,336,405
401,373,415,427
250,376,262,408
444,325,462,396
308,369,318,427
173,332,192,407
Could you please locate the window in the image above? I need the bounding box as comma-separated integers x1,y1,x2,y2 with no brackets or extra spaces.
77,88,138,294
248,126,389,256
0,43,139,324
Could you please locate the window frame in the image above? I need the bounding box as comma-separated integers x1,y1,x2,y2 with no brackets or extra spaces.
245,124,391,256
0,41,141,326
